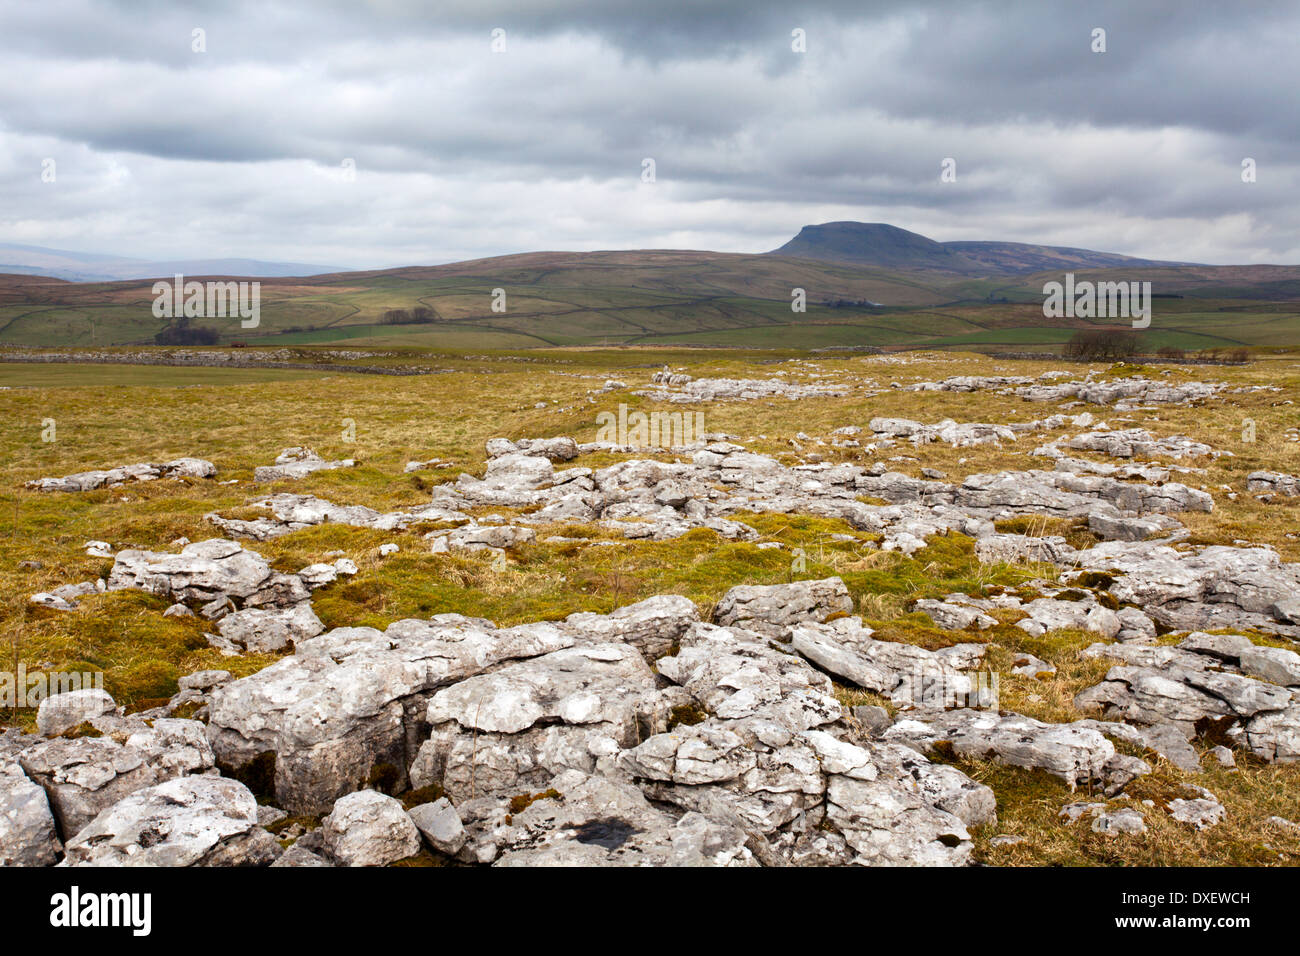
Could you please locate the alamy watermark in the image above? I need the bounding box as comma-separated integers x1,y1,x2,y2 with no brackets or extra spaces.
1042,272,1151,329
50,886,151,936
1,666,104,710
595,403,705,448
152,273,260,328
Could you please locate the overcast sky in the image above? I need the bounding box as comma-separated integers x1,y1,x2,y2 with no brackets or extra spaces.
1,0,1296,270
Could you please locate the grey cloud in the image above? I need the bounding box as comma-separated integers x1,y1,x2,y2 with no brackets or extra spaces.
0,0,1296,267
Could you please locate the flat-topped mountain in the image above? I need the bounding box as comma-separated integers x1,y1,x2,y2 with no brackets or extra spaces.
768,221,1191,275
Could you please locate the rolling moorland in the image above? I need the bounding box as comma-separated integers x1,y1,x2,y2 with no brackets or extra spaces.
2,223,1298,353
2,223,1300,868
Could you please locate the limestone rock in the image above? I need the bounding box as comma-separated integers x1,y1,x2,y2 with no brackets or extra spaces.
36,688,117,737
254,447,356,481
408,797,466,855
0,760,61,866
63,776,259,866
320,790,421,867
713,577,854,636
410,643,660,801
214,603,325,654
19,717,215,836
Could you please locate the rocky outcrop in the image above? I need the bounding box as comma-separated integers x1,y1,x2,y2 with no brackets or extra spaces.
409,643,662,801
0,759,61,865
25,458,216,492
636,371,848,403
206,436,1213,557
254,447,356,481
107,539,304,609
212,603,325,654
884,709,1149,792
205,612,587,814
1068,542,1300,638
206,493,470,540
455,769,755,866
35,688,117,737
1014,378,1227,407
19,716,216,837
485,436,579,461
713,577,854,636
62,776,261,866
1062,429,1214,460
1075,633,1300,761
788,616,988,708
1247,471,1300,497
320,790,421,866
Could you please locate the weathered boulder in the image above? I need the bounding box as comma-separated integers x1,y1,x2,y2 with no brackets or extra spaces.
254,447,356,481
563,594,698,660
1168,794,1225,830
486,436,579,461
788,616,987,708
0,760,61,865
63,776,259,867
107,539,286,607
36,688,117,738
213,603,325,654
409,643,661,801
320,790,421,867
912,597,997,631
1088,511,1184,542
1016,597,1120,640
18,717,216,837
713,577,854,636
884,709,1148,791
408,797,466,855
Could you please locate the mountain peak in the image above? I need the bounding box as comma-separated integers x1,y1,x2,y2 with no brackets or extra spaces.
769,222,978,272
767,221,1191,275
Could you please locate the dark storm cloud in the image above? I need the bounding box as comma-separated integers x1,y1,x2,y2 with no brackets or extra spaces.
0,0,1296,267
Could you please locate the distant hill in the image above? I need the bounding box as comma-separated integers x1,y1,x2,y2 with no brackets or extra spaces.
769,221,1192,275
0,242,342,282
0,233,1295,353
769,222,981,272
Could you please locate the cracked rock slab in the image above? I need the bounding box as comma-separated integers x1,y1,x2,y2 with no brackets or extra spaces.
884,709,1148,791
63,775,259,867
713,577,854,636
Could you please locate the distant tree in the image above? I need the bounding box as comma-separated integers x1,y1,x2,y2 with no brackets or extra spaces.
1063,328,1139,361
380,306,437,325
1156,345,1185,360
154,316,220,345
